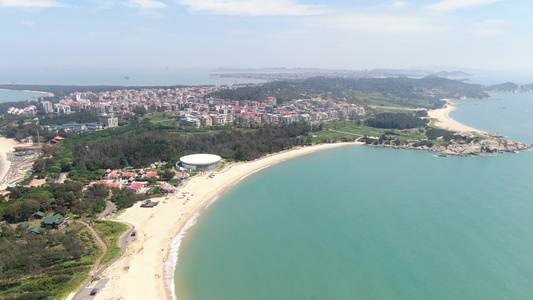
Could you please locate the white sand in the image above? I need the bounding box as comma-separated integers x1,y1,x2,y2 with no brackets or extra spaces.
0,137,24,190
95,142,361,300
0,88,54,97
427,100,485,134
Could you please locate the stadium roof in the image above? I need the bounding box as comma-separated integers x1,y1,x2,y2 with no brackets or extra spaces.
180,154,221,166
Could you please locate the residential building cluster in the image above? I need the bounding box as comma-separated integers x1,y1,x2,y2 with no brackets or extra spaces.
90,169,190,194
7,105,37,116
41,113,118,133
61,85,365,127
175,97,365,128
15,84,366,131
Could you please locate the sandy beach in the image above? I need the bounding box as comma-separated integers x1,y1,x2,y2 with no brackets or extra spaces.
0,88,54,97
90,142,361,300
0,137,18,190
83,101,489,299
0,136,34,191
427,100,485,134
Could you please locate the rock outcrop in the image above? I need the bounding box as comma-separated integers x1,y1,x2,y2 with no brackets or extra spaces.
440,138,531,156
367,134,532,157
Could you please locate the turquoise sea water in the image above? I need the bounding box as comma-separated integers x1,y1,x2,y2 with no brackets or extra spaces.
174,93,533,300
0,89,49,104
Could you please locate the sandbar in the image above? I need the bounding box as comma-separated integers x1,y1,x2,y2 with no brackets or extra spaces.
93,142,361,300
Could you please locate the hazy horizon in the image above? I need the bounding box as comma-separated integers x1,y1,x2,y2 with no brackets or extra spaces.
1,0,532,73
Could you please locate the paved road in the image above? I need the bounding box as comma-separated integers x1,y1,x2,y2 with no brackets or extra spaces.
73,278,110,300
98,200,117,220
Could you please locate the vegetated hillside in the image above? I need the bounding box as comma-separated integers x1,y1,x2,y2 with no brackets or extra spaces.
486,82,520,91
37,122,315,175
206,76,489,109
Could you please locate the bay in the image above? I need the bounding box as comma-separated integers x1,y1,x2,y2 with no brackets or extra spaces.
174,93,533,300
0,89,49,104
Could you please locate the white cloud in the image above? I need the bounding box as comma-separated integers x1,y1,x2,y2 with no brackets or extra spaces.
22,21,35,27
428,0,504,12
178,0,327,16
391,1,407,9
122,0,168,9
89,31,115,37
0,0,68,8
470,19,504,37
313,13,443,33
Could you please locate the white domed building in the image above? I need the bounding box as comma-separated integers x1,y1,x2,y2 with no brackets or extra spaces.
178,154,221,171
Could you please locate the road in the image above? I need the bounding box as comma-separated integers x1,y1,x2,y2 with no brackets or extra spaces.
70,218,135,300
98,200,117,220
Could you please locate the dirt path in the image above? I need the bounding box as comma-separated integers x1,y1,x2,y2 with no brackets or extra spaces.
75,220,107,275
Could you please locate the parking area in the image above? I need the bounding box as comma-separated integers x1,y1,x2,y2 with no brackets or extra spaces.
74,278,110,300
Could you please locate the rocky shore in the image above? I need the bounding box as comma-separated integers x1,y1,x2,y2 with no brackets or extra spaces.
369,133,532,157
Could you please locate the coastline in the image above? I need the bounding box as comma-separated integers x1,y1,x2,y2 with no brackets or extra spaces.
0,137,26,191
94,142,362,300
0,136,35,191
0,88,54,98
0,137,17,190
427,99,485,134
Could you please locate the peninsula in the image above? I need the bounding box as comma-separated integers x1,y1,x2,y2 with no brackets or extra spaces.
0,76,531,299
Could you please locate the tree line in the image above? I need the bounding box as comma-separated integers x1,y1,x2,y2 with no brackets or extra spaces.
206,76,490,109
35,122,314,177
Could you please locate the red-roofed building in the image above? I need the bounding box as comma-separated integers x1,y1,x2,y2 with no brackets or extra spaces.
160,183,176,193
106,182,122,189
175,172,189,179
127,182,144,193
145,172,158,178
123,172,137,178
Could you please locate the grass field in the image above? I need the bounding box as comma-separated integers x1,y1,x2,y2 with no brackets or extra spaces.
91,220,129,267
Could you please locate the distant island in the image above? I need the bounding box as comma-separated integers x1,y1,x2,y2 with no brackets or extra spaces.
211,68,473,81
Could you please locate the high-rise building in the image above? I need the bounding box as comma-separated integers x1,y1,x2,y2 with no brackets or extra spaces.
38,100,53,113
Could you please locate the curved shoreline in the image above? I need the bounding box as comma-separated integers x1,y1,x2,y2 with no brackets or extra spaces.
0,137,18,191
95,101,494,299
95,142,361,300
0,88,54,98
0,137,33,191
427,99,485,134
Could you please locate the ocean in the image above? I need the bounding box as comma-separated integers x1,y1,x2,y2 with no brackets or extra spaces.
0,89,49,104
2,73,533,299
0,69,266,86
173,92,533,300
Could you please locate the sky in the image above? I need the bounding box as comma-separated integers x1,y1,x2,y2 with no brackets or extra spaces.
0,0,532,73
